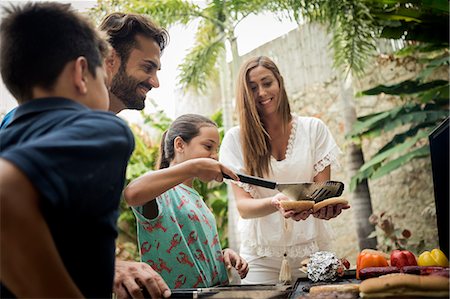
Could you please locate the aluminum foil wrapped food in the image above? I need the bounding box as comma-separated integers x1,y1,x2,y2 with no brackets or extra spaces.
307,251,344,282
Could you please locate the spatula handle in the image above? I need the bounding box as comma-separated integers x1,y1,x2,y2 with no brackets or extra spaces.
223,173,277,189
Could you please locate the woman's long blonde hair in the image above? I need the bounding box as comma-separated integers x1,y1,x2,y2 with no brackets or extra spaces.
235,56,291,177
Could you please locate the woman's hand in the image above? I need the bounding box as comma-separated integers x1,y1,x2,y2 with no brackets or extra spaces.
270,193,288,211
222,248,249,279
271,193,313,221
313,203,350,220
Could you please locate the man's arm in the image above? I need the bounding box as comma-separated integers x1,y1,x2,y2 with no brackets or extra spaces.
0,158,83,298
114,260,171,299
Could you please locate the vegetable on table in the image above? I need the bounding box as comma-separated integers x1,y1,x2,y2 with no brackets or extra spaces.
417,248,449,267
356,251,389,279
390,249,417,268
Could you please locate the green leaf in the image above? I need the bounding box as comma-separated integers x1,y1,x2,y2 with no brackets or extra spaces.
349,108,401,137
377,122,436,153
348,105,419,138
371,145,430,179
349,167,375,192
422,0,450,13
360,80,448,96
360,129,431,172
395,44,449,57
418,84,450,103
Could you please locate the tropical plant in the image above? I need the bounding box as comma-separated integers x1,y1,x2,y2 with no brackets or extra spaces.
347,11,449,191
343,1,448,251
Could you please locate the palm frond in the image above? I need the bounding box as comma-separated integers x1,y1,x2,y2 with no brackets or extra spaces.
377,122,437,153
177,24,225,92
359,80,449,96
417,55,450,81
128,0,203,27
371,145,429,179
360,129,430,172
349,128,431,191
349,105,447,139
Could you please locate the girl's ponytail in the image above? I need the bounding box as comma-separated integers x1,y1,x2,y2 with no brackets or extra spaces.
157,130,170,169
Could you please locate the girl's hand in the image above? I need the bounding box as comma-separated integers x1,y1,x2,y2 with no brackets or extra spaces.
222,248,249,279
190,158,239,183
271,193,312,221
313,203,350,220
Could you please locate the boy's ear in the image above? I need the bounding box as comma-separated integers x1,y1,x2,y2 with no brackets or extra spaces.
73,57,89,95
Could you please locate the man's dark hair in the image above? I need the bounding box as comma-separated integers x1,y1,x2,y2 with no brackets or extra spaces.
99,12,169,65
0,2,108,102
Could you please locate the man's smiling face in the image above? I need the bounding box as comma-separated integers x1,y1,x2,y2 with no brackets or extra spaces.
110,34,161,110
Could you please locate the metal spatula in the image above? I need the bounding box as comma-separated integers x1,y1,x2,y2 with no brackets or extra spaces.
223,173,344,202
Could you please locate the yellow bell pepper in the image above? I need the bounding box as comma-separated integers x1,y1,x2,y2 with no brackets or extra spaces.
417,248,449,267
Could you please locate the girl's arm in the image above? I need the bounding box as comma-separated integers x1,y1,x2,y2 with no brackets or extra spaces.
124,159,198,206
124,158,238,206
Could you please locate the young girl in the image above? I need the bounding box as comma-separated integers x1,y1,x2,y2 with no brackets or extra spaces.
124,114,248,289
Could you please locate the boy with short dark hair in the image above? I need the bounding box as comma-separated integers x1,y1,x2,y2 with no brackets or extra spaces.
0,2,134,297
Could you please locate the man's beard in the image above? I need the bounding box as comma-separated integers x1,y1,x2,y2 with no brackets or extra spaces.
110,65,151,110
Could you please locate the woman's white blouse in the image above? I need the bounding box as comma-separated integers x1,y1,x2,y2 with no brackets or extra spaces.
219,116,342,258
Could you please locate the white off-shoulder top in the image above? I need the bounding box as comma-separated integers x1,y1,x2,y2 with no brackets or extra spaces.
219,116,342,258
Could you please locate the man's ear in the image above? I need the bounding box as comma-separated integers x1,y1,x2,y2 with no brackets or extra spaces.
104,49,121,81
73,57,89,95
104,49,121,87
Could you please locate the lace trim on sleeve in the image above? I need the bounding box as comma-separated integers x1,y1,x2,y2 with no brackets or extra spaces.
230,180,257,198
313,146,341,175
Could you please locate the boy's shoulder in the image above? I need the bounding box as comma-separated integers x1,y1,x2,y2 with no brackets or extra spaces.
82,109,129,130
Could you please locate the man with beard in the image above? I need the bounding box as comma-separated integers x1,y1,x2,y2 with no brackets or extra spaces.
101,12,166,114
100,13,172,299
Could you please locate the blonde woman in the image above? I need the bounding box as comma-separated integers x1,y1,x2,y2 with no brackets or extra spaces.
219,56,349,284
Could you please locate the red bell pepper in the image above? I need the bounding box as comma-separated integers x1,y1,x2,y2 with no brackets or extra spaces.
390,249,417,269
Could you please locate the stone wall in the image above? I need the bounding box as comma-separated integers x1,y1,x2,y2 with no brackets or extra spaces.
225,22,441,264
